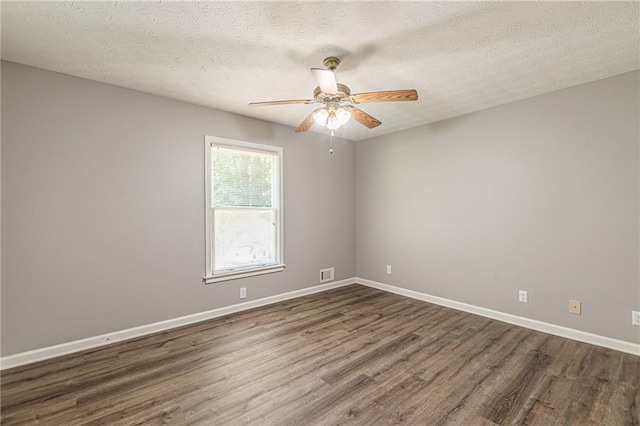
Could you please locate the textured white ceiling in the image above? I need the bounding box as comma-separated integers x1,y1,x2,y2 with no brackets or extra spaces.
2,1,638,141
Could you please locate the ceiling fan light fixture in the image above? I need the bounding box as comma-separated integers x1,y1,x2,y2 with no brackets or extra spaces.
326,111,342,130
314,106,351,130
251,57,417,134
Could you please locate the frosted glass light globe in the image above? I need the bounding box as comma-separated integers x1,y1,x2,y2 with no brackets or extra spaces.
312,108,329,126
335,107,351,126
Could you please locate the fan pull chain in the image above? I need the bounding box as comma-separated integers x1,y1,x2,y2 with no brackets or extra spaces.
330,130,334,154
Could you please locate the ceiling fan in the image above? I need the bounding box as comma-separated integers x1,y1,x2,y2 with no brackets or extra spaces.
249,57,418,133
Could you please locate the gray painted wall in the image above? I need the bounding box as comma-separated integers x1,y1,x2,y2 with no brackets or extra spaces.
356,71,640,344
1,61,356,356
2,61,638,356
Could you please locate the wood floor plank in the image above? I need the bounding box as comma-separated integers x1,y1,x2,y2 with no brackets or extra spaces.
482,347,553,424
2,284,637,425
517,373,575,425
403,326,538,424
607,383,640,425
618,352,640,386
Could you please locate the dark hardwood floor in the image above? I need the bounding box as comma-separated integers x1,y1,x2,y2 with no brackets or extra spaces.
1,284,639,425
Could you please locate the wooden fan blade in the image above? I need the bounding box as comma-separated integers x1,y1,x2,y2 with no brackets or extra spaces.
249,99,314,106
295,109,320,132
311,68,338,95
351,89,418,103
345,106,382,129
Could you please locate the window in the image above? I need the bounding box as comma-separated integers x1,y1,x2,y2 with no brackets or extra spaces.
204,136,284,283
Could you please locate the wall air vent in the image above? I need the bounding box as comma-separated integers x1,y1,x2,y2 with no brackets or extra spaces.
319,267,335,283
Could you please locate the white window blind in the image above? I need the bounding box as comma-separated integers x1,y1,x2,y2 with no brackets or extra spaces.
205,137,284,282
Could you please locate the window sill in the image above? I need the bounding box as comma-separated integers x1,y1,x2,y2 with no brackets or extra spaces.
203,264,286,284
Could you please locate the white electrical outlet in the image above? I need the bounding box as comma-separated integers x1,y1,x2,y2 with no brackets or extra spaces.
632,311,640,326
519,290,528,303
240,287,247,299
386,265,392,274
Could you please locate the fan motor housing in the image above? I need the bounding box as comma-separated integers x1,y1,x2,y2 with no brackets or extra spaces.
314,83,351,102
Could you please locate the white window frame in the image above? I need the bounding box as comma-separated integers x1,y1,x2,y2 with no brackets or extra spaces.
203,136,285,284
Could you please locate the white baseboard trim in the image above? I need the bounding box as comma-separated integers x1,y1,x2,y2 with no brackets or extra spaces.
0,278,356,370
3,276,637,370
356,277,640,356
